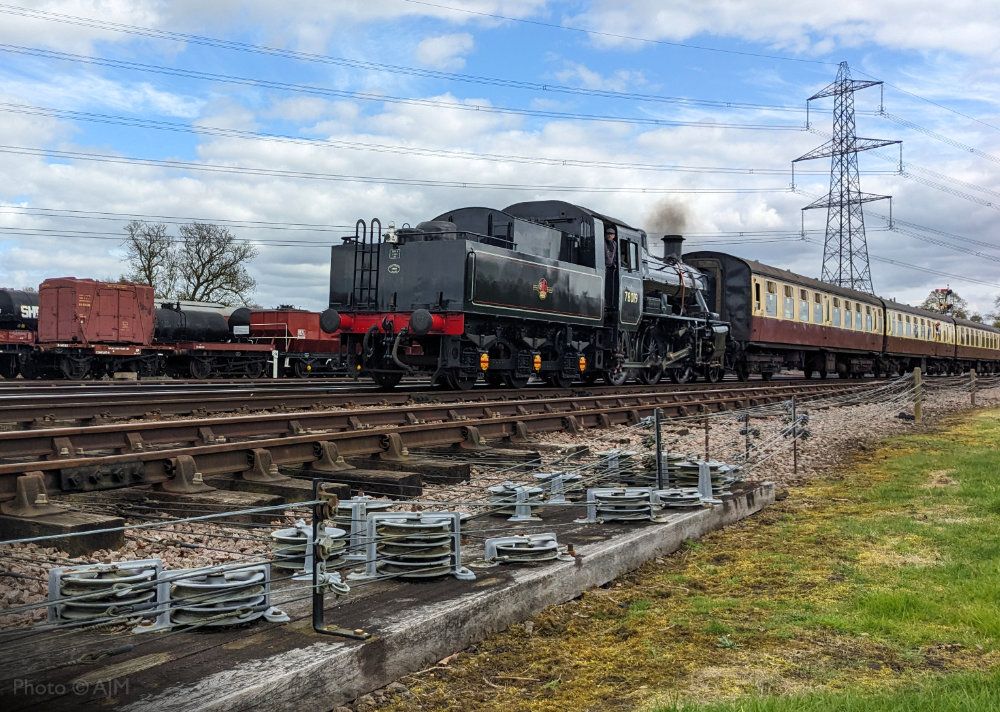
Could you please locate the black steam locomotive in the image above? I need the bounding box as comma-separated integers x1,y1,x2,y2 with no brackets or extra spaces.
322,200,728,389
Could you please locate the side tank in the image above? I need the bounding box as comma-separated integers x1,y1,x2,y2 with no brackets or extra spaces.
154,304,231,343
0,288,39,330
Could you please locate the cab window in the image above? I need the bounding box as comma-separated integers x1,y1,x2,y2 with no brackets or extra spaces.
619,240,640,272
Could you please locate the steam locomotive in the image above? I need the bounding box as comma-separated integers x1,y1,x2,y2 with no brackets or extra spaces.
321,200,729,389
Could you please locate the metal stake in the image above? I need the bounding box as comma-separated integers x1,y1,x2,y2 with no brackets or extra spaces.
654,408,663,490
703,417,710,461
311,479,369,640
791,396,798,477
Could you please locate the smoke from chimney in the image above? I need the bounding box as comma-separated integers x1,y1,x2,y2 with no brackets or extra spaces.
645,199,689,236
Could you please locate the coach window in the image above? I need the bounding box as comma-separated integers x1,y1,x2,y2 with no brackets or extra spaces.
865,306,873,332
753,280,762,313
783,285,794,319
832,298,841,327
896,314,903,337
855,304,862,330
799,289,809,322
844,300,852,329
765,281,777,317
905,316,911,338
813,293,823,323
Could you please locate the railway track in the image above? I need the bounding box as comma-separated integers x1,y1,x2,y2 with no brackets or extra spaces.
0,376,853,427
0,380,881,501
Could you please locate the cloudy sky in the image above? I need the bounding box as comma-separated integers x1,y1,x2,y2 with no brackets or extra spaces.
0,0,998,314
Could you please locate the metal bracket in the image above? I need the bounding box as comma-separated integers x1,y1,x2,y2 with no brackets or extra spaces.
311,441,354,473
244,449,286,483
378,433,409,462
1,472,64,517
458,425,489,451
160,455,215,494
506,421,530,444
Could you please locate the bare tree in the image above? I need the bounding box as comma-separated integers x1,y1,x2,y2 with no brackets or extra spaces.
175,223,258,305
122,220,178,297
919,288,969,319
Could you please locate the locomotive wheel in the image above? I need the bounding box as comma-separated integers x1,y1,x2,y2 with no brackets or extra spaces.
372,371,404,390
244,360,266,379
503,372,530,389
59,356,91,380
292,360,311,378
445,370,477,391
603,368,629,386
0,356,17,379
760,371,774,382
545,372,573,389
636,329,665,385
703,365,723,383
188,358,212,380
669,366,696,384
734,360,749,382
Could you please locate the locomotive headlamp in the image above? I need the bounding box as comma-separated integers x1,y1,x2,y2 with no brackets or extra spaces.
578,356,587,373
479,353,489,371
532,354,542,372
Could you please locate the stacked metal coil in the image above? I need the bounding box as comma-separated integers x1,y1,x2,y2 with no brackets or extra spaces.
666,459,740,495
487,481,545,517
169,566,284,627
595,450,644,485
592,487,654,522
490,535,561,565
532,471,585,499
655,488,703,508
333,496,393,535
50,560,158,623
375,516,456,579
270,523,349,572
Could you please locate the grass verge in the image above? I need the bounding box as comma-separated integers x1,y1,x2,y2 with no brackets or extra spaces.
382,410,1000,712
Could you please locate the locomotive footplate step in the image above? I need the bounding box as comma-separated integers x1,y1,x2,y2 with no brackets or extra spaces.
347,457,469,485
296,467,422,499
0,511,124,555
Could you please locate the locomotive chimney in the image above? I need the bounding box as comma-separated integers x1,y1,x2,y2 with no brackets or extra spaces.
662,234,684,260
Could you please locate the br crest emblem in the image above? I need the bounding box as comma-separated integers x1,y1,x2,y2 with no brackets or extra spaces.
533,278,553,300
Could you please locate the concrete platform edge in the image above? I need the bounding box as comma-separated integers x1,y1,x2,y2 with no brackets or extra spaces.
124,482,775,712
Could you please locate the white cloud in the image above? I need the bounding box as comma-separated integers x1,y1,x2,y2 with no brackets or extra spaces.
415,33,475,70
567,1,1000,59
554,62,649,92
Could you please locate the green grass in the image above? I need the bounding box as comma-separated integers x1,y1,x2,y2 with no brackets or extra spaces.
382,410,1000,712
658,670,1000,712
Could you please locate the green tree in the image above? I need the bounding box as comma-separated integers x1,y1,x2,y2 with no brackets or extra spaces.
919,288,969,319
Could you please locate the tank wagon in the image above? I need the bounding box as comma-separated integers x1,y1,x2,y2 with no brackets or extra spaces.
685,251,1000,379
0,288,39,378
321,201,728,389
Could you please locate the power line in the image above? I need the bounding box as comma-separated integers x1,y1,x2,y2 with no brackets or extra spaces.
0,3,816,114
0,144,793,194
881,111,1000,166
0,102,855,177
0,44,806,132
397,0,835,65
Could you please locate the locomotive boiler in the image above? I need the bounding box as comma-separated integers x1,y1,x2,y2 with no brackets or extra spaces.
321,200,728,389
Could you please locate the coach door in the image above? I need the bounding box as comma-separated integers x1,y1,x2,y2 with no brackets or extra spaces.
618,236,642,327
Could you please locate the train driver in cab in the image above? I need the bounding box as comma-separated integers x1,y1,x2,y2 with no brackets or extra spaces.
604,224,618,269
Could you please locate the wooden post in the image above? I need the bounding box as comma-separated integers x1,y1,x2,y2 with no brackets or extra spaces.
703,417,710,461
971,369,977,407
913,366,923,424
